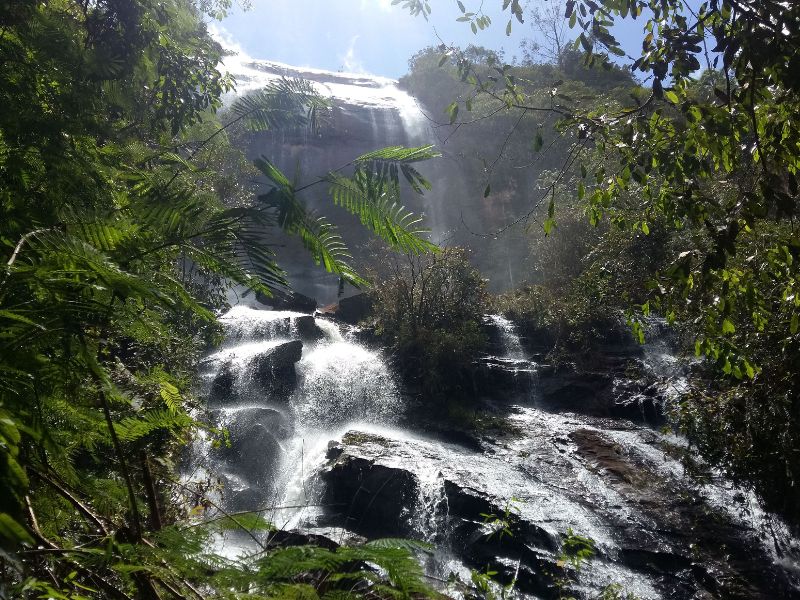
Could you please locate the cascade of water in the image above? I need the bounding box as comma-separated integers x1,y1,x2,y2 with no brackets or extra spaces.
293,341,401,428
487,314,526,361
482,314,539,401
409,469,449,543
195,305,403,537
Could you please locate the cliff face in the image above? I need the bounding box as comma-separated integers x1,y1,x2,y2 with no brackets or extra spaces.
224,56,532,303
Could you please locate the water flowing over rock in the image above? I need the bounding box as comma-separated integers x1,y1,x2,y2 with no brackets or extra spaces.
189,305,800,599
194,304,403,527
220,53,533,301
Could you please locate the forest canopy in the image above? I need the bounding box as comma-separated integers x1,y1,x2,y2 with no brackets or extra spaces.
2,0,800,596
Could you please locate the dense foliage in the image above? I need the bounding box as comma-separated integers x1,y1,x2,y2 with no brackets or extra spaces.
398,0,800,525
0,1,439,597
369,247,488,401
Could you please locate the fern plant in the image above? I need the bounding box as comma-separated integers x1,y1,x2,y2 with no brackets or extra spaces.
0,1,440,598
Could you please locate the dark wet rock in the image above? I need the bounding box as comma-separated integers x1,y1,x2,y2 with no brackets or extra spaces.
567,427,798,599
213,408,293,507
536,360,666,424
321,434,417,537
317,419,800,600
257,289,317,312
252,340,303,400
334,293,373,325
472,356,538,396
618,548,693,574
209,363,235,402
570,428,646,486
489,555,560,598
211,407,292,441
295,315,325,342
218,422,284,490
265,529,339,550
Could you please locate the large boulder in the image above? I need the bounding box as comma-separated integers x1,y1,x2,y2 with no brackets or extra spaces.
218,422,284,504
321,432,417,537
334,293,373,325
214,407,293,511
256,289,317,312
251,340,303,400
209,362,236,403
294,315,325,343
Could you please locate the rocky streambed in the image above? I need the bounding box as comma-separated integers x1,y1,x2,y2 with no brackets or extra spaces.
190,302,800,599
318,408,799,598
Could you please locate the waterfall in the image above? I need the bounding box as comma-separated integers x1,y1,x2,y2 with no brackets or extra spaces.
194,304,403,540
482,314,539,400
487,314,526,361
189,303,800,596
216,47,528,299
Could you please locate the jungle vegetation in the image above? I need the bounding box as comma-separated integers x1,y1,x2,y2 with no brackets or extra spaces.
395,0,800,526
0,0,439,597
2,0,800,596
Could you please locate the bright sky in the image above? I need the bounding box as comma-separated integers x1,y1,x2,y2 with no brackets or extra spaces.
213,0,647,79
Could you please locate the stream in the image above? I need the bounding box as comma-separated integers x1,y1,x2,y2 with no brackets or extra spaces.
188,303,800,599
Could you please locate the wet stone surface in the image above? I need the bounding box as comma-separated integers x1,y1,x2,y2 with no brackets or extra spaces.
317,408,800,599
190,307,800,599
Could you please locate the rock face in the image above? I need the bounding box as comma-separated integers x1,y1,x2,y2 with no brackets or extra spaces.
256,289,318,312
294,315,325,343
251,340,303,400
322,432,418,537
334,293,373,325
193,307,799,599
206,340,304,404
478,314,671,424
212,407,292,510
317,415,799,599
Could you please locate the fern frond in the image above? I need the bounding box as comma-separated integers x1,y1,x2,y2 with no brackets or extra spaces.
327,173,436,254
230,77,331,133
354,145,439,164
255,158,366,287
159,381,182,414
26,231,169,304
354,145,440,194
114,408,195,443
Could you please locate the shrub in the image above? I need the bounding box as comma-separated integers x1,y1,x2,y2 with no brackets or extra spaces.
369,247,489,400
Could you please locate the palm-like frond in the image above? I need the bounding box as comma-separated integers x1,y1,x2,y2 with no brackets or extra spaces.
258,185,364,287
354,145,440,194
254,157,366,286
230,77,331,133
327,172,436,254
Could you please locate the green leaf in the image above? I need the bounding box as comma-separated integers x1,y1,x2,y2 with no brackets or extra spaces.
159,381,182,414
0,513,34,546
446,102,459,124
722,318,736,334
